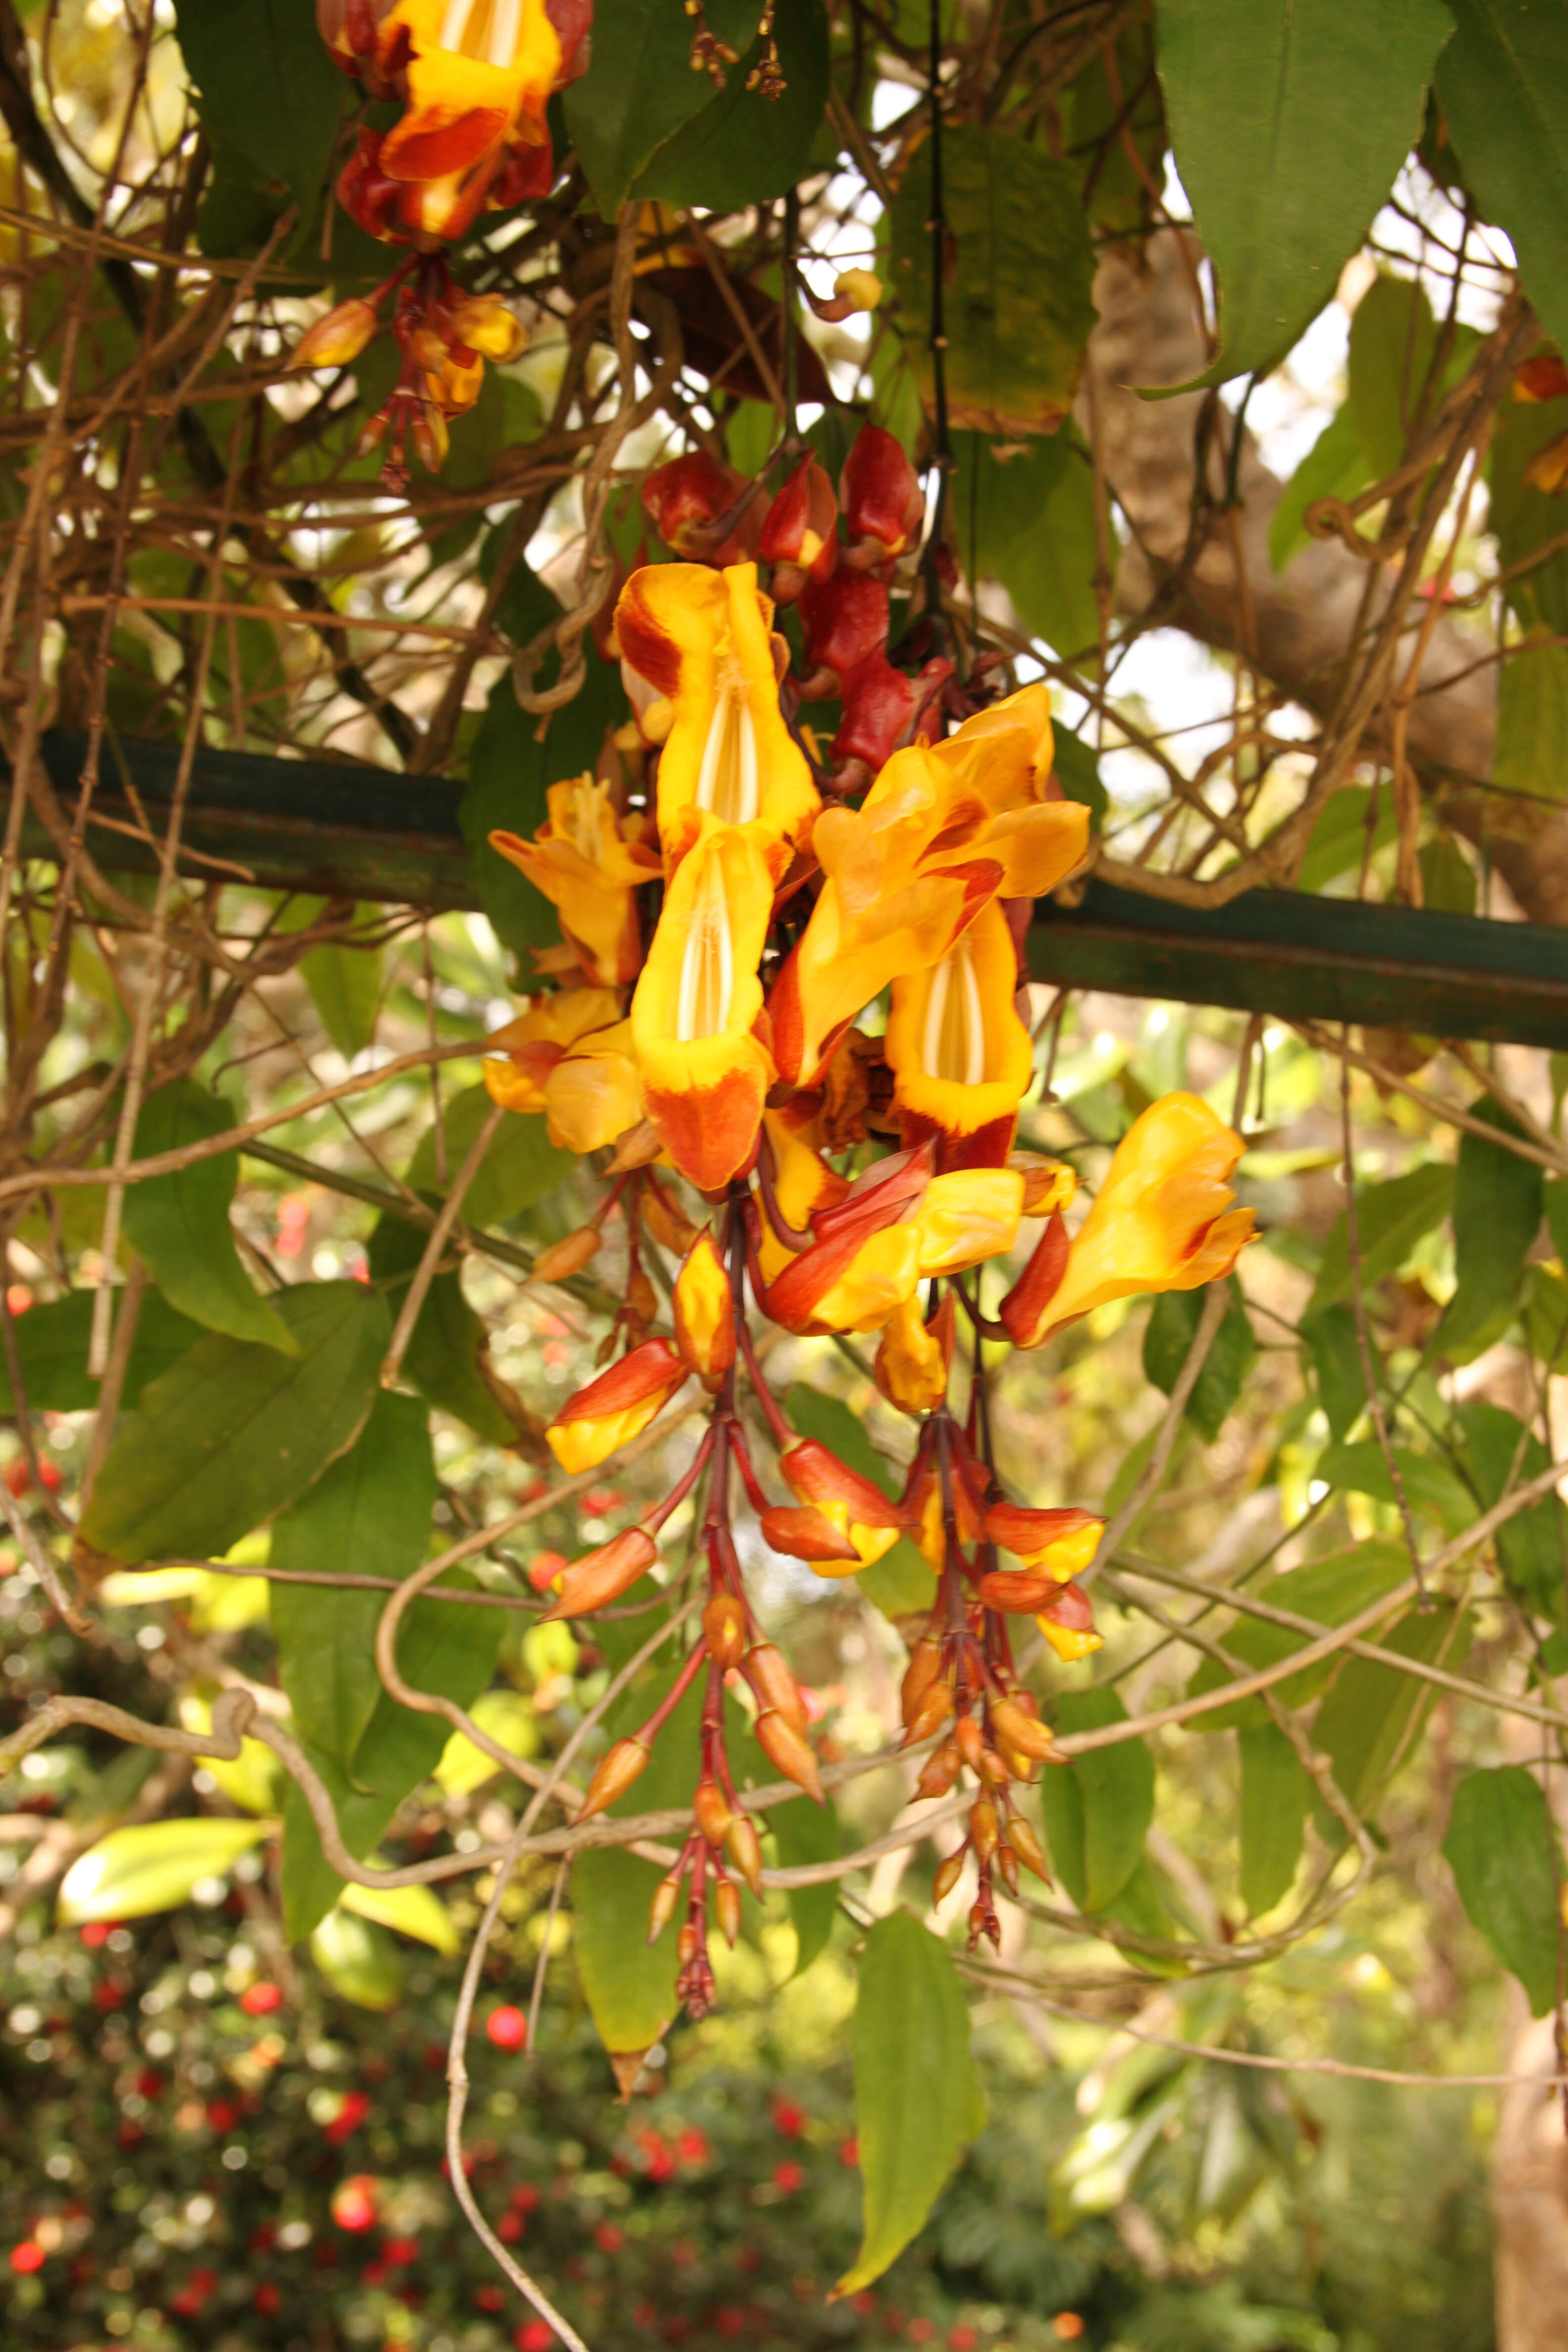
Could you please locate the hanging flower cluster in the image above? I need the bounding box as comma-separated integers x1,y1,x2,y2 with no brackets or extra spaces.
295,0,592,483
479,424,1257,2015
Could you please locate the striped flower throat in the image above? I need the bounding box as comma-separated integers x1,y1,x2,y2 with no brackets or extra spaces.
677,849,737,1042
922,933,987,1087
694,655,760,828
439,0,524,61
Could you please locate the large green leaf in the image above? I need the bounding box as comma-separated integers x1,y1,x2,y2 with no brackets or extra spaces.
951,429,1101,661
1495,642,1568,805
78,1282,389,1569
1306,1160,1455,1316
889,126,1097,435
1039,1688,1154,1914
634,0,830,211
122,1081,297,1353
1455,1400,1568,1622
172,0,346,223
564,0,762,217
1238,1723,1312,1917
269,1393,438,1773
835,1911,977,2297
1185,1540,1413,1729
405,1083,574,1230
1300,1302,1371,1442
1436,0,1568,363
365,1213,519,1445
1314,1439,1475,1536
1142,1279,1256,1443
1444,1764,1563,2015
1314,1601,1471,1823
1155,0,1452,383
58,1817,269,1924
782,1383,931,1617
0,1289,203,1415
1441,1102,1542,1352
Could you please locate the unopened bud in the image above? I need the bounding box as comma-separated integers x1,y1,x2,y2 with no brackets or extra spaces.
531,1226,601,1283
449,295,528,362
969,1796,999,1865
955,1714,985,1772
978,1747,1010,1788
409,324,448,369
641,1180,700,1256
672,1226,736,1389
693,1780,734,1847
703,1590,748,1669
625,1265,659,1327
1008,1152,1078,1217
412,400,450,474
715,1878,741,1947
355,408,391,457
931,1849,966,1905
542,1526,659,1621
914,1741,962,1801
904,1679,955,1745
989,1697,1058,1763
677,1920,699,1968
833,268,882,313
646,1871,681,1944
578,1736,650,1822
899,1634,944,1730
725,1813,763,1897
968,1900,990,1944
291,295,379,370
754,1708,824,1804
1007,1817,1051,1884
745,1641,808,1736
996,1841,1020,1897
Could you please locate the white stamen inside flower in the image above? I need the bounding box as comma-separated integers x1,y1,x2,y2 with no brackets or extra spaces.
676,852,735,1043
923,938,985,1087
440,0,521,64
694,663,760,827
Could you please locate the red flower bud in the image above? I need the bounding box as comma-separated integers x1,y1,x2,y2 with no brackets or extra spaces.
702,1590,748,1669
753,1708,824,1803
715,1879,742,1947
758,455,838,602
798,570,890,688
840,426,925,568
577,1735,652,1820
693,1780,734,1846
997,1209,1071,1349
931,1850,966,1905
542,1528,659,1622
725,1813,764,1896
1008,1816,1051,1882
760,1503,862,1565
546,1338,689,1475
744,1640,809,1735
641,451,753,560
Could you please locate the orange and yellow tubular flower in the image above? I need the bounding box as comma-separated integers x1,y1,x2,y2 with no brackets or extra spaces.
376,0,561,240
1034,1580,1101,1664
752,1105,850,1285
483,988,623,1115
1010,1151,1078,1216
630,819,776,1192
541,1528,660,1622
886,901,1034,1169
672,1228,736,1390
982,1503,1103,1582
874,1291,955,1417
910,1168,1025,1278
616,563,819,874
760,1504,862,1567
546,1339,688,1476
490,774,659,988
777,1441,904,1576
758,1149,931,1333
540,1019,644,1157
1000,1092,1257,1348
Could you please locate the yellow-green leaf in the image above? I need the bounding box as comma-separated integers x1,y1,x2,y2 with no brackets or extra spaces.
340,1873,460,1955
58,1817,269,1924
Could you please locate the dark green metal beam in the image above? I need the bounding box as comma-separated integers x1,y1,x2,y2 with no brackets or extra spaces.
9,732,1568,1049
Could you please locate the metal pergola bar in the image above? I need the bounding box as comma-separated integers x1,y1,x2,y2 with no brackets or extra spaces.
9,732,1568,1050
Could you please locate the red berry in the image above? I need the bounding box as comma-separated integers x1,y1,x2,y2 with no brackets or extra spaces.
487,2005,529,2052
240,1982,284,2017
254,2283,281,2316
4,1460,30,1496
9,2242,45,2275
324,2089,371,2143
36,1457,61,1493
497,2212,524,2244
839,2136,859,2167
676,2127,710,2165
949,2330,980,2351
527,1551,568,1594
772,2101,804,2137
383,2237,419,2266
78,1922,111,1950
594,2222,624,2254
476,2285,506,2313
205,2099,238,2134
771,2161,804,2194
517,2324,556,2352
331,2177,379,2234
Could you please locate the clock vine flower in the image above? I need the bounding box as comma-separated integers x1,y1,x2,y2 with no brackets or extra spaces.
473,421,1255,2016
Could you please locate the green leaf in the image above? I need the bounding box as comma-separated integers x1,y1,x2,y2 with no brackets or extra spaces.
1039,1689,1154,1913
634,0,830,210
1301,1303,1370,1442
782,1383,932,1618
1305,1160,1455,1316
1238,1723,1311,1916
1347,273,1438,477
1420,834,1478,915
1444,1765,1564,2015
366,1213,520,1445
1142,1279,1256,1443
1315,1439,1475,1536
1154,0,1452,383
1296,784,1400,892
310,1907,405,2011
1441,1102,1543,1352
952,429,1101,661
1314,1600,1471,1823
269,1393,438,1772
1487,382,1568,633
298,936,382,1060
58,1817,268,1924
122,1082,296,1353
1269,406,1375,573
1052,726,1109,831
889,126,1097,435
172,0,346,225
461,651,629,962
1495,642,1568,804
0,1289,203,1415
340,1874,460,1955
835,1911,977,2298
78,1282,389,1569
1455,1400,1568,1621
563,0,762,216
1185,1540,1413,1729
406,1083,574,1230
768,1793,840,1980
1436,0,1568,364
